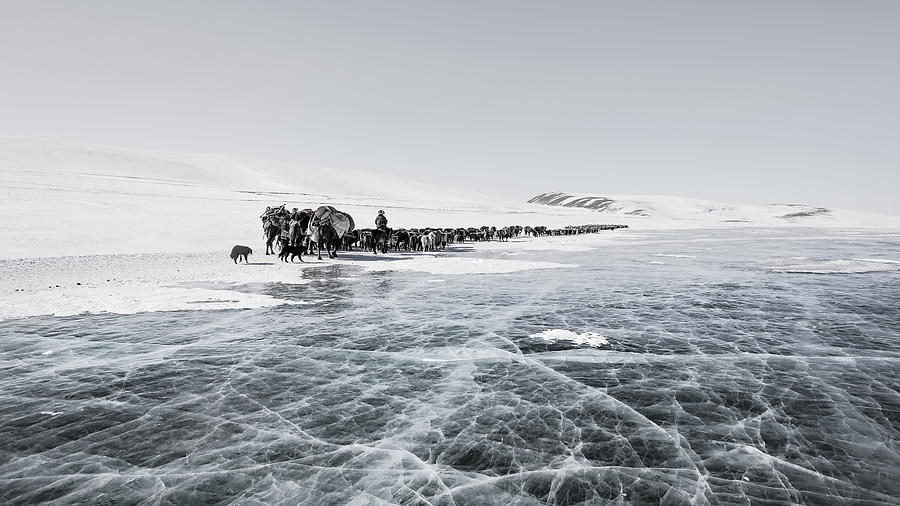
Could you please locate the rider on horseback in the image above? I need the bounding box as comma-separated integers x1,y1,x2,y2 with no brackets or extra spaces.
375,210,388,229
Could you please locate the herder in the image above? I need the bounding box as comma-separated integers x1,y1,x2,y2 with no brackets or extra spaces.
375,210,388,229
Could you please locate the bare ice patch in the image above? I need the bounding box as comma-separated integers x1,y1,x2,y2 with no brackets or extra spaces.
530,329,609,348
416,346,517,363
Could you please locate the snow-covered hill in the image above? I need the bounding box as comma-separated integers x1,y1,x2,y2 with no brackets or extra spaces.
0,138,598,258
529,192,900,228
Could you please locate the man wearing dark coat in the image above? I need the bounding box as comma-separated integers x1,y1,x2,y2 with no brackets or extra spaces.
375,210,388,229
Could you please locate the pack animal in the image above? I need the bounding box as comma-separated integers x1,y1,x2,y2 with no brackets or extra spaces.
306,206,355,260
372,227,392,254
261,206,291,255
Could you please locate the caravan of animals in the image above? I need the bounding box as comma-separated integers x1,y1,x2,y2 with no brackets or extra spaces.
231,204,628,263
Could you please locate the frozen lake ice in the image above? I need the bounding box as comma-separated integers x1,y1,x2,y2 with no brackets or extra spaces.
1,228,899,504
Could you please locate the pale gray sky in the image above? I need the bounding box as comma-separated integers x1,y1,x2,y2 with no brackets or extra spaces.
1,1,898,214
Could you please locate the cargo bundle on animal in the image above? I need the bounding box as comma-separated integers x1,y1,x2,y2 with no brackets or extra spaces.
260,204,355,261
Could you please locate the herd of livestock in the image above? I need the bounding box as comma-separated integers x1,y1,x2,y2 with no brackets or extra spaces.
260,205,627,262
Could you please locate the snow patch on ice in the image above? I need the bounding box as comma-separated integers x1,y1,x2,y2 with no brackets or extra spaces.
653,254,697,259
854,257,899,264
530,329,609,348
477,238,596,253
350,255,575,275
2,284,306,321
769,258,900,274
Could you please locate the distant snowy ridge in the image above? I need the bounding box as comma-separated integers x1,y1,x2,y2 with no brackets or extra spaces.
529,192,651,216
528,191,899,227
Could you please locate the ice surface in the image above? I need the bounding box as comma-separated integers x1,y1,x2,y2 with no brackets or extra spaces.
2,139,900,505
1,228,898,504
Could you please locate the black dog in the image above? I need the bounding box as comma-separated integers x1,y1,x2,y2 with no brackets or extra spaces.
278,244,305,263
230,245,253,263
